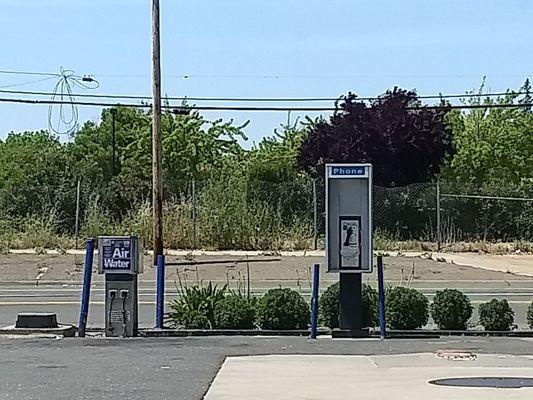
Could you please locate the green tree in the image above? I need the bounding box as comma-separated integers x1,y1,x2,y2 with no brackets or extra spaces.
0,131,72,224
0,131,69,189
247,121,308,182
67,107,248,217
443,81,533,184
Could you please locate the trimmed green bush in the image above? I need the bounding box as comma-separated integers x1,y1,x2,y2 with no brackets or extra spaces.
430,289,473,330
363,284,379,328
527,301,533,329
256,288,309,330
318,282,379,329
167,282,226,329
214,294,256,329
318,282,340,328
478,299,515,331
386,286,429,330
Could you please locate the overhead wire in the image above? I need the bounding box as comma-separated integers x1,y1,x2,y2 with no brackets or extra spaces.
1,68,531,81
0,76,57,89
0,69,59,77
46,68,99,135
0,88,531,103
0,96,531,112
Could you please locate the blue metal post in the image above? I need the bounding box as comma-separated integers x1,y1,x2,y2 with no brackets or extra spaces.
155,254,165,329
310,263,320,339
78,238,95,337
377,255,386,339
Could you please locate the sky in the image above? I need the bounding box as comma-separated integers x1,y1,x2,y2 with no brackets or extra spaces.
0,0,532,146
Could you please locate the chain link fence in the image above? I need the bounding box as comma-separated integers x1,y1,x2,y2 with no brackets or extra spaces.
0,179,532,250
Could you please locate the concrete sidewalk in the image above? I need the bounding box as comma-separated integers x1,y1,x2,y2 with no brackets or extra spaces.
205,353,533,400
428,253,533,277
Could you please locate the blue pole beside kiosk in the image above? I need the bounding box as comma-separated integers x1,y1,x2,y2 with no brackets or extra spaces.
377,255,386,339
78,238,95,337
155,254,165,329
310,263,320,339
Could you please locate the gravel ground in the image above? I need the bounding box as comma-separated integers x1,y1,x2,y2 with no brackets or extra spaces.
0,253,528,285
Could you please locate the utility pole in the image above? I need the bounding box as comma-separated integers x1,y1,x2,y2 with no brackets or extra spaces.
152,0,163,265
110,108,117,175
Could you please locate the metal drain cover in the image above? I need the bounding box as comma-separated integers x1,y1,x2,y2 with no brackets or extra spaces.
429,377,533,389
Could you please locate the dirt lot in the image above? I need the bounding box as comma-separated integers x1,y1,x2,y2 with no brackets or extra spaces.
0,252,529,285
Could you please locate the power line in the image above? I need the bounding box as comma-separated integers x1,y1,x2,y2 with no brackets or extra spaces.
97,73,533,80
1,68,531,81
0,88,531,103
0,69,59,77
0,77,56,89
46,68,100,135
0,96,531,112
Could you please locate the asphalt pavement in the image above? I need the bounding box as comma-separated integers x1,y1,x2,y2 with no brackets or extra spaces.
1,336,533,400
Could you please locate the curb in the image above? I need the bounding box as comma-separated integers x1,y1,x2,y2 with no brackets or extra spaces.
376,329,533,338
139,328,331,337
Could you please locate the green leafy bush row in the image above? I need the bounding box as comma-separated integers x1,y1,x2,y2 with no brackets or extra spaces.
167,284,309,330
319,284,528,332
166,281,533,332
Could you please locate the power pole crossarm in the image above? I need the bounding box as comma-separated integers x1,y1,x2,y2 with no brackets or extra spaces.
152,0,163,265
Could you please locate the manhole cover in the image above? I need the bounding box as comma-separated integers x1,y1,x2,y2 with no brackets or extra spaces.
429,377,533,389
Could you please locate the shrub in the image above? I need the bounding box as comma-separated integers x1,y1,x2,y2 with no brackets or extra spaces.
214,294,256,329
319,282,340,328
363,284,379,328
430,289,473,330
386,286,429,330
167,282,226,329
528,301,533,329
318,282,379,329
256,288,309,330
478,299,514,331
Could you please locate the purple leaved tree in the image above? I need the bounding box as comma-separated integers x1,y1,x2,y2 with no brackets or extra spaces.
298,88,454,187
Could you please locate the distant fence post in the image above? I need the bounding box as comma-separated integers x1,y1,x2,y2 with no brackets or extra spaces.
436,181,441,251
75,179,81,249
312,179,318,250
192,180,197,249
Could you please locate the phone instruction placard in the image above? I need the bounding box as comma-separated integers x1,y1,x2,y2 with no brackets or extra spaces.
339,216,361,269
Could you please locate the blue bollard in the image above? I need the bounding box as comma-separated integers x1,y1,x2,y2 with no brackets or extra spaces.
377,255,386,340
155,254,165,329
310,263,320,339
78,238,95,337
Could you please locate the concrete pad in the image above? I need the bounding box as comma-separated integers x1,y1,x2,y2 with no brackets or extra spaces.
204,353,533,400
0,324,76,337
432,253,533,277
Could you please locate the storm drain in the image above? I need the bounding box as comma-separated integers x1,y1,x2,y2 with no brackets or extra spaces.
429,377,533,389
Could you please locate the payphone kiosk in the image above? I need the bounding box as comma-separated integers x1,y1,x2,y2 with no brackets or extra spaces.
98,236,143,337
325,164,373,336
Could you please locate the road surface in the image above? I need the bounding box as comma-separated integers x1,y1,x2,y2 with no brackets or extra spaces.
1,336,533,400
